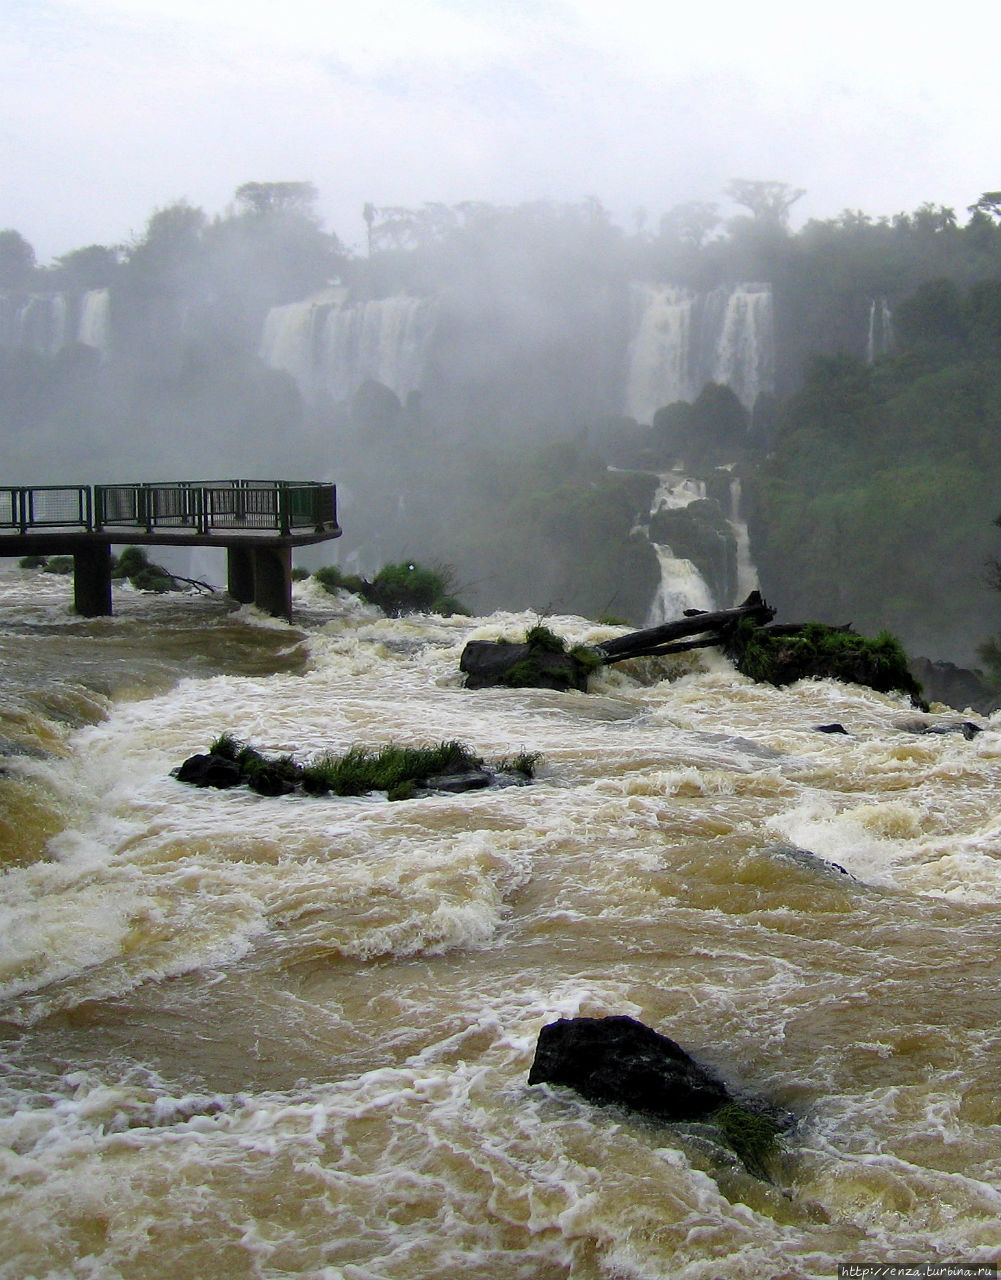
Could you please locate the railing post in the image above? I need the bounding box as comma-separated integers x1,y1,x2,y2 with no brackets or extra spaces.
94,485,105,531
278,484,290,536
83,486,93,531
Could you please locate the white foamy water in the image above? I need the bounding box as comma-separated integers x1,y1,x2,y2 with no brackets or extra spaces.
2,571,1001,1278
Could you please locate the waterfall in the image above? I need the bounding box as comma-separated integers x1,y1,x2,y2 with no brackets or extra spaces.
866,298,893,363
728,476,760,600
625,282,774,423
260,289,438,404
77,289,111,355
639,470,760,626
709,284,775,410
643,472,716,626
0,289,110,356
625,286,697,423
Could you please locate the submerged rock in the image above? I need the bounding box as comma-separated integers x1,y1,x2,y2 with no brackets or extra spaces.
528,1015,731,1121
766,842,853,879
173,753,243,789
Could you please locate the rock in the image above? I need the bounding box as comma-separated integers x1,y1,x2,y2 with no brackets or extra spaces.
896,717,983,740
908,656,1001,715
815,723,848,734
527,1015,731,1121
421,769,494,794
460,640,590,692
173,752,243,789
767,842,853,878
247,767,296,796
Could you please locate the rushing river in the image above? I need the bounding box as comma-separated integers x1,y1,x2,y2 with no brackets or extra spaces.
2,570,1001,1280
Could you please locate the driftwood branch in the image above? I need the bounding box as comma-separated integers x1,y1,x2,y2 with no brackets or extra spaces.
596,591,775,665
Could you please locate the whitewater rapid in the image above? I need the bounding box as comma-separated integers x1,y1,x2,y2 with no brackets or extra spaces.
2,571,1001,1279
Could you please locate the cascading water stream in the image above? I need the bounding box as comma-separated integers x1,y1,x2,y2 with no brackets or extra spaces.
625,282,775,423
640,470,759,625
260,288,438,404
642,472,715,625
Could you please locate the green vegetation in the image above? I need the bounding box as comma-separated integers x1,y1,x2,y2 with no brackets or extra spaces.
484,622,602,691
301,740,480,798
313,561,468,616
745,276,1001,664
712,1102,781,1180
727,620,923,702
112,546,180,594
190,735,541,800
42,556,73,574
18,555,47,569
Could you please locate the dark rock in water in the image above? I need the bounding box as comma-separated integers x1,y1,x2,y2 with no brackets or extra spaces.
922,720,982,740
422,769,494,794
247,767,296,796
528,1015,731,1121
908,656,1001,715
897,717,983,740
767,842,853,879
815,723,849,734
460,640,590,692
173,753,243,789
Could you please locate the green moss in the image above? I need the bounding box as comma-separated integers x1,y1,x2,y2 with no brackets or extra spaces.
313,564,366,596
524,623,567,654
312,561,469,616
569,643,605,674
728,620,923,702
114,546,149,578
42,556,74,575
712,1102,781,1179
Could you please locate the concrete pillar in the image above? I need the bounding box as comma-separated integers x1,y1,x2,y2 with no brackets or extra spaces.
73,543,113,616
251,546,292,620
226,546,255,604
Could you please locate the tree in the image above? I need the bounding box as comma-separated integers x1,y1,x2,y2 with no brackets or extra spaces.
0,229,36,288
234,182,319,217
725,180,806,227
968,191,1001,222
659,201,721,249
50,244,120,290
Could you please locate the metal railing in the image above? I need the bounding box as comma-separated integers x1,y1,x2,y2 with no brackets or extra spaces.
0,481,337,537
0,486,92,533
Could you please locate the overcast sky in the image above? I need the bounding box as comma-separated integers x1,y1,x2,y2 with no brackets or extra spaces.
3,0,998,264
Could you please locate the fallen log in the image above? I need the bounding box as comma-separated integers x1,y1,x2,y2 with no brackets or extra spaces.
595,590,775,665
459,594,774,691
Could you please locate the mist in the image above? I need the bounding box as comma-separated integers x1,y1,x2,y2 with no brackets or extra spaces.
4,181,1001,671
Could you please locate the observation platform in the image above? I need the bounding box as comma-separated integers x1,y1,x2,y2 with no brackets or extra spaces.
0,481,341,620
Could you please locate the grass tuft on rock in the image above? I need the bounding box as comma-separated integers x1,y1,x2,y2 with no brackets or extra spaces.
712,1102,781,1180
301,740,483,796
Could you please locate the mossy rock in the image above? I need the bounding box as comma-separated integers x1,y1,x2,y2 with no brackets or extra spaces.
461,624,600,691
42,556,74,575
728,621,924,702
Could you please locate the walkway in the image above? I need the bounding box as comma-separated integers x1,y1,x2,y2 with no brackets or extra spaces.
0,481,341,619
